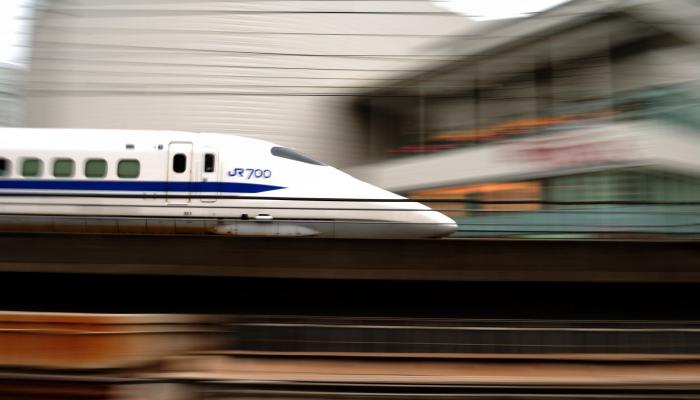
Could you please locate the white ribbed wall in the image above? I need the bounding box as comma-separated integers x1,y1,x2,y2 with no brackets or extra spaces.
24,0,471,166
0,65,24,127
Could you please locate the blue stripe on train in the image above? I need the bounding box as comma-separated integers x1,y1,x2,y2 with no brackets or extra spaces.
0,180,285,193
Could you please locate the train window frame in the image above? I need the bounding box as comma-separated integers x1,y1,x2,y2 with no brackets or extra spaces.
173,153,187,174
270,146,325,166
21,158,43,177
0,158,9,177
204,153,215,173
85,159,108,178
117,159,140,179
53,158,75,178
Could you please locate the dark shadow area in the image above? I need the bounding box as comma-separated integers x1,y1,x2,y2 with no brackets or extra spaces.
0,273,698,320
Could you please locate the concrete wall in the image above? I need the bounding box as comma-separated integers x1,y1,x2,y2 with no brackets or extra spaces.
347,120,700,192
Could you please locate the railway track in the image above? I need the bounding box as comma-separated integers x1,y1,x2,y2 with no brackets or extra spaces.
226,316,700,360
195,382,700,400
6,373,700,400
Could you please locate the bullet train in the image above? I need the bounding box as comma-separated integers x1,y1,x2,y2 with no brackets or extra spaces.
0,128,457,238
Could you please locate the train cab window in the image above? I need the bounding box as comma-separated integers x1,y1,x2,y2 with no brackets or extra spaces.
85,159,107,178
0,159,8,177
204,153,215,172
173,154,187,173
271,146,325,165
22,158,43,177
117,159,140,178
53,159,75,178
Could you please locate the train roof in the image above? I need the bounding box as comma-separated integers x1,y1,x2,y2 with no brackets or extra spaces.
0,127,278,151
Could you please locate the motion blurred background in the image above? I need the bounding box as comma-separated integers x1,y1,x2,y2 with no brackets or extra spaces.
5,2,700,399
4,0,700,238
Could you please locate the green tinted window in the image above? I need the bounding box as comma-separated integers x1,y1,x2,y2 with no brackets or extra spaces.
117,159,140,178
85,159,107,178
53,159,75,177
0,159,8,177
22,159,42,177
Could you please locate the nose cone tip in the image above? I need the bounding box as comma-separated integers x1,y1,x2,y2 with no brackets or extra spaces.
430,213,458,238
435,222,459,238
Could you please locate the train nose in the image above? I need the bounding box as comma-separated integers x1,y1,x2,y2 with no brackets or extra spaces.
332,171,458,238
428,210,459,238
437,219,459,237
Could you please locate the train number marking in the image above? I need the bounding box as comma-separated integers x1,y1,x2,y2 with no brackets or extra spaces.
227,168,272,180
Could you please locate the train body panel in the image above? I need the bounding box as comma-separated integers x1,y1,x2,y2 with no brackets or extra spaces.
0,128,457,238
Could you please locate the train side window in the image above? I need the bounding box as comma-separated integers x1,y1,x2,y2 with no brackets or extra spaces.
204,153,215,172
173,154,187,173
22,158,43,177
53,158,75,178
117,159,140,178
85,159,107,178
0,158,9,177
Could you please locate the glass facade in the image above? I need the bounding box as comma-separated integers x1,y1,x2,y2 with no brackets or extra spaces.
546,169,700,204
410,168,700,238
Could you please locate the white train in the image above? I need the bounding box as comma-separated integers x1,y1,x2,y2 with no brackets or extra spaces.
0,128,457,238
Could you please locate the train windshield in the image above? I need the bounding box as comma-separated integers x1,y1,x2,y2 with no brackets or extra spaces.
271,146,325,166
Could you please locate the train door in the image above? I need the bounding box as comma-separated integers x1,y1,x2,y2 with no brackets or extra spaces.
200,147,219,203
167,142,193,204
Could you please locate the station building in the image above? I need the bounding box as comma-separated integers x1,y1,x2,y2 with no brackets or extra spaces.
347,0,700,236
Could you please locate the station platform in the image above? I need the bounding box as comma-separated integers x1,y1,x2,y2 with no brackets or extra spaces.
0,233,698,282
